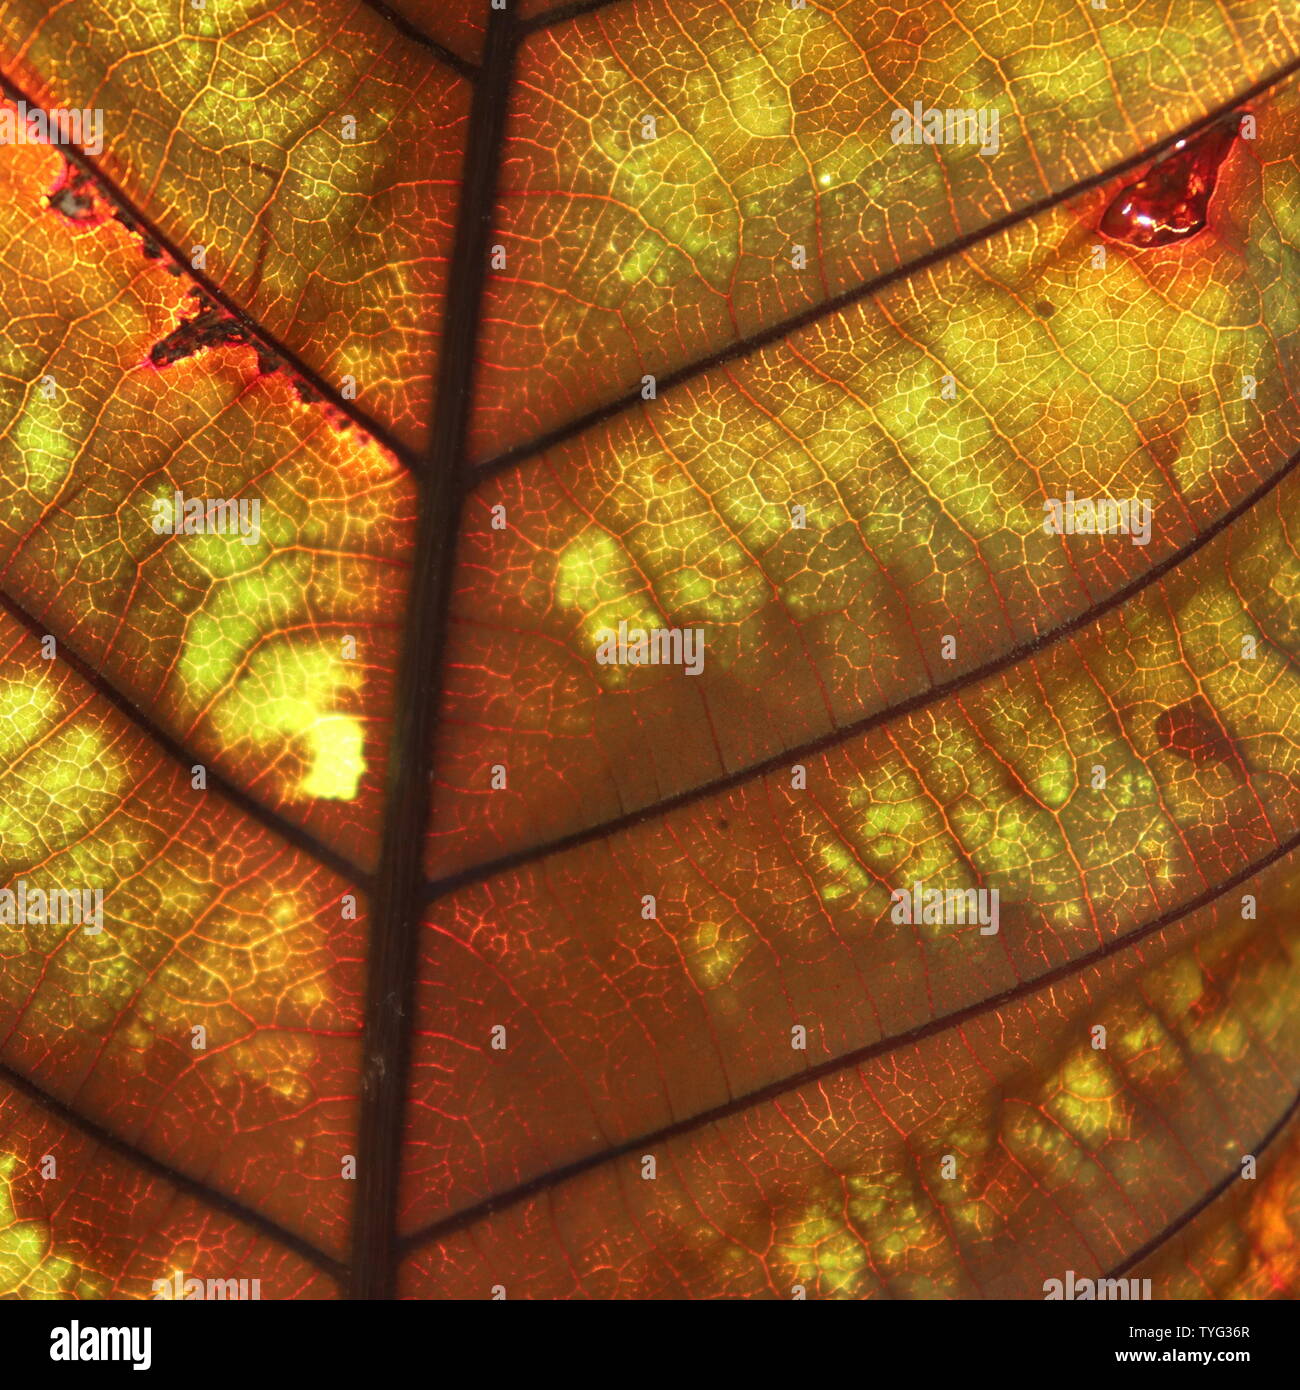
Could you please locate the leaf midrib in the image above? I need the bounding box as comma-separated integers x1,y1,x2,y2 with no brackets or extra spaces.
3,6,1298,1302
0,48,1291,910
10,804,1295,1287
345,4,519,1301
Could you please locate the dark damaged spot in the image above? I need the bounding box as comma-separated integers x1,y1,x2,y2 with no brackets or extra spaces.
47,160,104,224
38,158,346,427
150,297,325,401
1155,696,1240,767
150,304,252,368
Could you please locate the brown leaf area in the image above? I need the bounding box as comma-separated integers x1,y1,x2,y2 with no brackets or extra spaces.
1,0,1300,1305
1134,1112,1300,1299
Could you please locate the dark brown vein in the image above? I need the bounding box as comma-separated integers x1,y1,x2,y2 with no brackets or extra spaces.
0,65,423,475
427,434,1300,904
0,588,367,887
0,1060,346,1282
523,0,633,34
347,5,517,1300
471,54,1300,484
403,816,1300,1256
1107,1083,1300,1280
356,0,479,79
3,2,1298,1304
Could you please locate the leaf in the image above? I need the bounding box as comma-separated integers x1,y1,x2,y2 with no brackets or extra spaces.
0,0,1299,1302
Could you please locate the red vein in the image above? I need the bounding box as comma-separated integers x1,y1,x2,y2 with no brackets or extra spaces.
427,434,1300,902
0,65,424,474
403,818,1300,1256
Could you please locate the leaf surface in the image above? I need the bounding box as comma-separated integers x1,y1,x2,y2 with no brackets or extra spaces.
0,0,1299,1301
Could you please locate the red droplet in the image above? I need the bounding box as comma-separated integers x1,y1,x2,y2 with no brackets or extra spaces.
1099,113,1244,248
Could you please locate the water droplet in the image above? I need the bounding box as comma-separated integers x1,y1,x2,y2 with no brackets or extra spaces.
1099,113,1244,248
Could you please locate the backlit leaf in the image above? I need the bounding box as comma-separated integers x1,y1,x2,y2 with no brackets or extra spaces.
0,0,1298,1303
